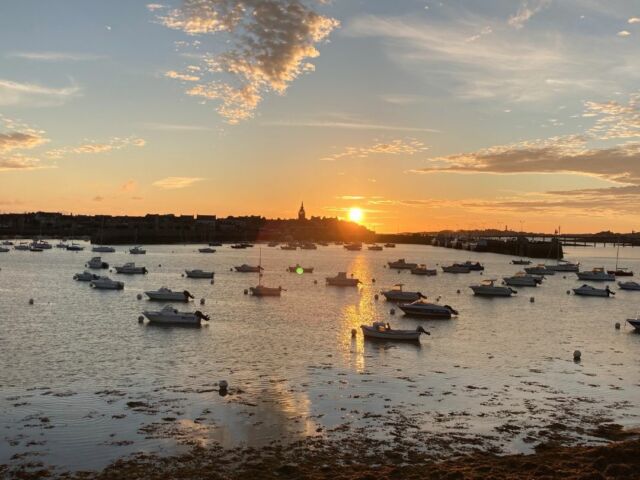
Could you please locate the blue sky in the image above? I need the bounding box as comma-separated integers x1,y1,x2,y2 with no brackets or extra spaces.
1,0,639,232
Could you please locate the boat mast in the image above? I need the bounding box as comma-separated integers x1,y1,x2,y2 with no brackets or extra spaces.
615,242,620,271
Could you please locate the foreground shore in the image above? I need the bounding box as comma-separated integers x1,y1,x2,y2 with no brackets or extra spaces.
4,434,639,480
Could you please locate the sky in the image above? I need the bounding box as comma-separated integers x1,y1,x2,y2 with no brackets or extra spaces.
0,0,639,233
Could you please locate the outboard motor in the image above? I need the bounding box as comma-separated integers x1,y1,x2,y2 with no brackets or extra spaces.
195,310,210,321
184,290,195,299
444,305,459,315
416,326,431,335
418,292,426,299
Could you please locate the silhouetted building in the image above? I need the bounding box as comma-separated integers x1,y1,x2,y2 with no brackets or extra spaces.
298,202,306,221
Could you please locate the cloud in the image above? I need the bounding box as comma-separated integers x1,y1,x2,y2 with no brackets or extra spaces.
46,136,146,159
153,0,338,123
93,196,104,202
146,3,165,11
120,180,138,192
7,52,105,62
617,30,631,37
139,122,211,131
164,70,200,82
629,17,640,24
584,92,640,140
262,119,438,132
0,116,49,172
507,0,551,29
322,138,428,161
0,78,80,107
379,94,425,105
152,176,204,189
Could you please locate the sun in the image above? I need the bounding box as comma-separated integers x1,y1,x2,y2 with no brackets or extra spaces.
348,207,364,223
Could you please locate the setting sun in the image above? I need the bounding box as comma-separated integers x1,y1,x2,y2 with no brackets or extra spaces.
348,207,364,223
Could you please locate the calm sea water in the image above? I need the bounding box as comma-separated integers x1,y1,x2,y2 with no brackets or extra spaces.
1,243,639,471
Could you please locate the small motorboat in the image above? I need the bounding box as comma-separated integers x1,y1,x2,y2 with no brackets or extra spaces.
388,259,418,270
66,243,84,251
627,318,640,331
267,242,279,247
86,256,109,269
280,244,297,250
14,243,30,251
288,264,313,273
249,285,283,297
114,262,148,274
470,279,515,297
618,281,640,291
209,242,223,247
458,261,484,271
576,267,615,282
90,277,124,290
367,244,383,251
145,287,194,302
0,247,9,253
608,268,634,276
326,272,360,286
241,243,254,248
231,244,248,249
381,284,425,302
55,242,67,249
92,246,116,253
360,322,429,342
384,243,396,248
547,261,580,272
185,269,214,279
573,284,615,297
511,259,531,265
198,247,216,253
32,240,52,249
524,264,555,276
503,272,541,287
73,270,100,281
398,299,458,319
29,246,43,252
143,305,209,326
300,242,317,250
129,246,146,254
318,242,329,247
2,240,14,246
344,243,363,251
442,264,470,273
411,264,437,276
235,264,263,273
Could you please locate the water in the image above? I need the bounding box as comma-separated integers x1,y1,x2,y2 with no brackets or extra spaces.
1,243,639,471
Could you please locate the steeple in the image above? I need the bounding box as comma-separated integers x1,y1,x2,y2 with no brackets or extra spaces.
298,202,306,221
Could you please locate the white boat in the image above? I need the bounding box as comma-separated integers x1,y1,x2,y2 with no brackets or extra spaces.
411,264,437,276
90,277,124,290
618,281,640,291
29,246,43,252
326,272,360,287
185,269,214,279
129,246,146,254
143,305,209,326
576,267,615,282
398,299,458,319
0,247,9,253
388,259,418,270
32,240,52,249
145,287,194,302
360,322,429,342
503,272,541,287
86,256,109,269
114,262,148,274
381,284,425,302
300,242,317,250
524,264,555,276
73,270,100,281
280,244,297,250
573,284,614,297
66,243,84,251
547,260,580,272
235,264,263,273
249,285,283,297
470,279,515,297
442,264,470,273
55,242,68,249
2,240,14,246
198,247,216,253
92,246,115,253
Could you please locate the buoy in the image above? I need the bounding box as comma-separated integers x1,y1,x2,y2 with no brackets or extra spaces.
219,380,228,389
313,279,318,284
200,298,205,305
390,308,396,315
351,328,357,338
136,293,142,300
374,294,379,300
372,278,376,283
28,298,34,305
210,280,214,285
530,297,535,303
350,273,354,278
244,289,248,295
566,290,570,295
457,289,461,294
563,275,567,279
480,271,483,275
138,315,144,323
158,264,161,267
230,268,233,272
615,322,621,330
181,273,184,277
573,350,581,361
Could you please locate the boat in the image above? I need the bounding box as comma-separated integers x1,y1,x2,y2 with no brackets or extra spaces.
209,242,223,247
280,244,297,250
241,243,254,248
0,247,9,253
627,318,640,331
547,260,580,272
114,262,148,274
143,305,209,326
326,272,360,287
73,270,100,281
29,246,43,252
360,322,429,342
344,243,362,251
398,299,458,319
267,242,279,247
318,242,329,247
524,264,555,276
608,244,633,276
411,264,437,276
458,261,484,271
55,242,68,249
198,247,216,253
503,272,541,287
145,287,194,302
14,243,30,251
300,242,317,250
86,256,109,269
470,279,515,297
573,284,615,297
92,246,116,253
511,259,532,265
442,264,471,273
231,244,247,249
388,259,418,270
185,269,214,279
2,240,14,246
576,267,615,282
288,264,313,273
384,243,396,248
129,246,146,254
367,244,383,251
32,240,52,249
381,284,425,302
234,264,263,273
89,277,124,290
619,281,640,291
66,243,84,251
250,285,283,297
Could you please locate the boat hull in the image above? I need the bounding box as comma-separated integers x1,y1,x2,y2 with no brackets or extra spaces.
185,271,214,279
361,326,421,341
143,312,201,326
399,305,452,319
145,292,190,302
470,286,514,296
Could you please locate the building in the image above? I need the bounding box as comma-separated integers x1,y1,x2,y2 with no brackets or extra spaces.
298,202,306,221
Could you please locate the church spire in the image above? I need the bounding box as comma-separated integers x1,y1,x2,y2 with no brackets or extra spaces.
298,202,306,221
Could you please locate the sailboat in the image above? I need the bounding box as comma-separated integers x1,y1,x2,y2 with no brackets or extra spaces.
546,227,579,272
608,243,634,276
249,248,283,297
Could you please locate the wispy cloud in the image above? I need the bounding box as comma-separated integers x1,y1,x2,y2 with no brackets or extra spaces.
379,94,426,105
164,70,200,82
46,137,145,159
629,17,640,24
262,119,438,133
120,180,138,192
0,79,80,107
7,51,106,62
152,176,204,189
152,0,338,123
0,116,49,172
507,0,551,29
322,138,428,161
617,30,631,37
139,122,211,131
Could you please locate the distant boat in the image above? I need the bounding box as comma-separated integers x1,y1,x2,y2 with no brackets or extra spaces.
235,264,263,273
360,322,429,342
511,259,531,265
384,243,396,248
442,264,470,273
86,256,109,269
576,267,615,282
618,281,640,291
231,244,248,249
0,247,9,253
92,246,116,253
503,272,541,287
89,277,124,290
66,243,84,251
367,244,383,251
185,269,214,279
344,243,362,251
411,264,437,276
524,264,555,276
288,264,313,273
608,244,633,276
300,242,317,250
388,259,417,270
317,242,329,247
2,240,14,246
129,246,146,254
398,299,458,319
457,261,484,271
198,247,216,253
114,262,148,274
267,242,279,247
55,242,68,249
209,242,223,247
470,279,515,297
381,284,425,302
573,284,614,297
14,243,30,251
280,244,297,250
145,287,194,302
32,240,52,249
326,272,360,287
29,246,43,252
547,260,579,272
73,270,100,281
143,305,209,326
